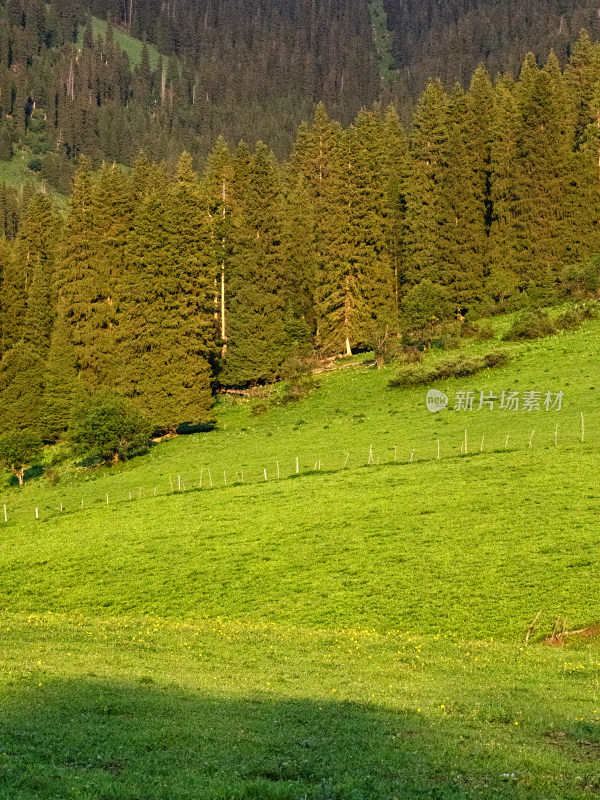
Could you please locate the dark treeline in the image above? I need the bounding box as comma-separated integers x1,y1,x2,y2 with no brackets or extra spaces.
0,0,380,178
382,0,600,101
2,37,600,440
4,0,600,182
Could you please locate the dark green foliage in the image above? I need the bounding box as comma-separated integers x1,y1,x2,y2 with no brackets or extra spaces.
0,340,45,434
119,154,215,428
27,157,42,172
560,255,600,297
555,302,599,329
502,309,557,341
68,392,153,464
390,349,512,388
401,280,454,346
0,122,13,161
22,194,60,354
0,428,43,485
41,309,82,442
460,320,495,341
382,0,600,103
403,81,450,288
220,142,288,385
501,304,598,341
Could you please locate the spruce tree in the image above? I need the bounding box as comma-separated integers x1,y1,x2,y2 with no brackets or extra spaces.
439,79,490,307
279,170,317,347
512,52,571,290
0,340,45,434
22,194,60,354
41,306,82,442
0,238,25,355
488,74,522,295
562,32,600,263
403,80,451,288
315,108,396,355
119,154,215,429
204,136,235,350
381,106,409,316
57,156,97,390
220,142,288,384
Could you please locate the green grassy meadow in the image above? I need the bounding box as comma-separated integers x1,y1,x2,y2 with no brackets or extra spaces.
1,314,600,798
81,18,162,70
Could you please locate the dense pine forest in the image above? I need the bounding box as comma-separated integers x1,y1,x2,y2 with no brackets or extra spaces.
2,28,600,442
1,0,600,447
2,0,600,177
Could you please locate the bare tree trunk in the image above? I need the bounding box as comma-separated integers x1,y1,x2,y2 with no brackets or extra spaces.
221,261,227,356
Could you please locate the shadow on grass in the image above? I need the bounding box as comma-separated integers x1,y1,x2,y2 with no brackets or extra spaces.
0,679,490,800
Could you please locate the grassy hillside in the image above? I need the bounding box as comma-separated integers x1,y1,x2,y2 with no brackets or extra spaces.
1,313,599,798
0,152,53,197
82,18,162,70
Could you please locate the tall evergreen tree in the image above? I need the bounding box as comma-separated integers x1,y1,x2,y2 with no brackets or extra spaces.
403,80,451,289
315,108,396,354
512,52,572,289
22,194,60,353
220,141,288,384
205,136,235,350
0,339,45,434
488,74,521,293
119,153,214,428
41,304,82,441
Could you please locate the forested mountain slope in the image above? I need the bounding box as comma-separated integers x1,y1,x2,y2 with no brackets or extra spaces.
383,0,600,99
2,0,599,181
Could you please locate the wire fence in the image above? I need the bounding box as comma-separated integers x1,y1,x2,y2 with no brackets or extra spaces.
2,415,597,527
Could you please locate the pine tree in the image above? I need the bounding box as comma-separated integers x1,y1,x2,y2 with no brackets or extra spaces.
119,153,215,429
58,156,98,390
488,74,521,294
0,238,25,355
439,77,491,307
89,161,135,385
220,142,288,384
0,339,45,434
403,80,451,289
315,108,396,354
380,106,409,316
204,136,235,350
512,52,572,290
41,305,82,441
562,32,600,263
279,169,317,347
22,193,60,354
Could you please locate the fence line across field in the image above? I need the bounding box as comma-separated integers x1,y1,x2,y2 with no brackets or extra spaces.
1,417,596,524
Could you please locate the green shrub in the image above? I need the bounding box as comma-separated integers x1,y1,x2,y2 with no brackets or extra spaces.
27,157,42,172
503,303,599,342
502,310,557,341
396,346,424,365
481,350,512,369
68,394,153,465
555,302,599,331
389,349,512,388
401,280,454,347
560,256,600,297
0,429,43,485
460,320,495,341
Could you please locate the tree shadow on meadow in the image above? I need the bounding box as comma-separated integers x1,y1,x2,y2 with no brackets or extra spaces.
0,678,577,800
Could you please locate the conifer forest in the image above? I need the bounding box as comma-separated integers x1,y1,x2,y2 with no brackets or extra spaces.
2,0,600,437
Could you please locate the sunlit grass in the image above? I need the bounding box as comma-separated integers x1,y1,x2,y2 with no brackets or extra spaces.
0,313,599,798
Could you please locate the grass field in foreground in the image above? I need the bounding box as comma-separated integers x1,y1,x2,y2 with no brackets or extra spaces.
0,313,599,798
